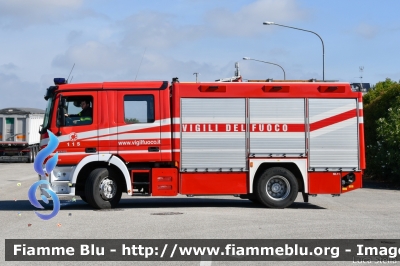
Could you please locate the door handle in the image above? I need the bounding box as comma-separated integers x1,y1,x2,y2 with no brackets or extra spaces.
148,147,159,152
85,148,97,153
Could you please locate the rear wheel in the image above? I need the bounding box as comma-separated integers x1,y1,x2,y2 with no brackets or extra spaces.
255,167,298,208
27,147,34,163
32,146,37,162
85,168,122,209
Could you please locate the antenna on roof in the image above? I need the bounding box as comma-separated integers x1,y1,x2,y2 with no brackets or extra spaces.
359,66,364,84
358,66,364,91
67,63,75,83
193,72,199,82
135,47,147,81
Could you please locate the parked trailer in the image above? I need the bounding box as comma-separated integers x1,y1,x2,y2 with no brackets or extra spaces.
0,108,44,163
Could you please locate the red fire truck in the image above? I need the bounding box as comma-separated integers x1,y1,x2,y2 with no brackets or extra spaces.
39,75,365,209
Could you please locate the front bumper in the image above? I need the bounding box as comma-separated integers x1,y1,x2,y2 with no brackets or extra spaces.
39,165,77,196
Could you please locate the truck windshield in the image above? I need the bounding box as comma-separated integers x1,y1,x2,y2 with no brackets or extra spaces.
42,96,54,131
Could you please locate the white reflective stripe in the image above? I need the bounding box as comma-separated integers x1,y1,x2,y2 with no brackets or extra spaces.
62,129,99,141
250,118,304,123
97,119,167,137
172,117,180,124
91,133,172,141
55,149,180,155
359,117,364,123
182,117,245,123
182,132,245,138
118,151,155,154
116,133,163,140
250,132,305,138
96,133,170,141
310,117,357,138
173,132,180,138
161,132,171,138
358,102,363,109
117,150,171,153
117,119,163,132
98,128,110,136
160,118,172,125
44,118,175,144
57,152,88,156
309,103,355,123
184,148,243,152
42,118,177,145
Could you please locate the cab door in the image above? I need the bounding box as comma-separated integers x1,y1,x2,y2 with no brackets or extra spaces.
116,90,161,162
54,91,99,164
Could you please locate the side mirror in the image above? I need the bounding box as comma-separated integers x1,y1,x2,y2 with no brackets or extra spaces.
56,96,66,128
38,124,44,134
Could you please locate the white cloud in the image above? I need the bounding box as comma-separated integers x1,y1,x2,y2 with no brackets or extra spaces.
52,41,134,74
0,0,82,13
0,63,18,71
66,30,84,44
117,0,309,50
0,0,104,28
134,53,221,81
47,0,310,84
119,11,203,50
354,23,379,39
50,40,234,83
0,73,43,109
205,0,309,37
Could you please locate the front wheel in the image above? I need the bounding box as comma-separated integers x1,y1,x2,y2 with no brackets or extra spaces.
255,167,298,208
79,194,87,203
85,168,122,209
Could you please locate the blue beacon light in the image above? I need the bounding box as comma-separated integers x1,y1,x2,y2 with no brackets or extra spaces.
54,78,67,85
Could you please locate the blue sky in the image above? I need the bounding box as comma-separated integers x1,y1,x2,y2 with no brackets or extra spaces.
0,0,399,108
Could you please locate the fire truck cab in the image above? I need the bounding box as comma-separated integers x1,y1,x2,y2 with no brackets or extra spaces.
39,77,365,209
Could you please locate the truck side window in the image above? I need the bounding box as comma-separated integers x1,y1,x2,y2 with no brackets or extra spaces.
124,95,155,124
64,96,93,126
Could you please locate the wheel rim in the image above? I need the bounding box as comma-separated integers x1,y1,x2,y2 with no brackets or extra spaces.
99,177,117,200
265,175,290,201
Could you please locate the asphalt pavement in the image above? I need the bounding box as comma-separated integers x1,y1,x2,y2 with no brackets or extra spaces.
1,163,400,266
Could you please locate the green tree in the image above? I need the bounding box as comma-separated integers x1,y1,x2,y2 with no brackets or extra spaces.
363,78,398,105
364,78,400,182
125,118,140,124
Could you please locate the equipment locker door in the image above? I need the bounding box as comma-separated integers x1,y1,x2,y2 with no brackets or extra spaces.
308,98,359,171
180,98,246,171
116,91,161,162
249,98,305,157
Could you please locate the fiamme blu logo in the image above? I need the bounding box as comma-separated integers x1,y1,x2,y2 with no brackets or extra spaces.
28,130,60,220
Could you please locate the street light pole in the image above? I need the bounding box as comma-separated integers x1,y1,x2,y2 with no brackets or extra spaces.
243,57,286,80
263,21,325,81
